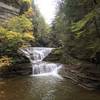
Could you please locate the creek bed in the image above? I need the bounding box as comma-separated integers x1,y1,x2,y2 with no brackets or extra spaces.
0,71,100,100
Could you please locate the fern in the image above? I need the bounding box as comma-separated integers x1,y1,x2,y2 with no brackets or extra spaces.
71,10,97,33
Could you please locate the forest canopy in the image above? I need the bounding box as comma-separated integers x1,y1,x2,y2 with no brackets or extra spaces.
0,0,49,68
51,0,100,63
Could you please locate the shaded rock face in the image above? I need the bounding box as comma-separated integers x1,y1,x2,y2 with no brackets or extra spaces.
44,48,63,63
0,0,19,8
59,64,100,90
0,1,19,22
0,63,32,78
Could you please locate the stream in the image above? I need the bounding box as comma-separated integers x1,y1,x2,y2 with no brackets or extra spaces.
0,47,100,100
0,75,100,100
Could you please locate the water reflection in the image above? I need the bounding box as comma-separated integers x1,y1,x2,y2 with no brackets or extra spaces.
0,76,100,100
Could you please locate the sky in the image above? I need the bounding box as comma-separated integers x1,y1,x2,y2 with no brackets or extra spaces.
34,0,58,24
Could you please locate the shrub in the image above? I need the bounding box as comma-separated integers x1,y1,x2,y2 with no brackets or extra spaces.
0,26,35,55
5,15,33,33
0,13,35,64
0,56,12,70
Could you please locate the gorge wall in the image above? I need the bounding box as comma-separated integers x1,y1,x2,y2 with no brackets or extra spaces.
0,0,19,22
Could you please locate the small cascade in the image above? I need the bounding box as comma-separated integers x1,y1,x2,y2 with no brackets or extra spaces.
20,47,62,77
20,47,53,62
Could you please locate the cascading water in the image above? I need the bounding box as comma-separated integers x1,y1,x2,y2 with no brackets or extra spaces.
20,47,62,77
20,47,53,63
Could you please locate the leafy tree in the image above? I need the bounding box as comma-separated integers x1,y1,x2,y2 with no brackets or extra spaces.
5,15,33,33
0,26,34,56
51,0,100,63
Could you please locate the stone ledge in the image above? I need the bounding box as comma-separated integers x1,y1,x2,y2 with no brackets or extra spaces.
0,63,32,78
0,2,19,13
60,65,100,90
0,2,19,22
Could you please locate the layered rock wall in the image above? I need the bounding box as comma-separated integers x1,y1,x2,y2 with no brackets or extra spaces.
0,1,19,22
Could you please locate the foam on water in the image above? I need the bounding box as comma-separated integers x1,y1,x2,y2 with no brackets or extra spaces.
20,47,62,78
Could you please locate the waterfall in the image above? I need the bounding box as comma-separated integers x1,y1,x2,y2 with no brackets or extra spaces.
20,47,62,77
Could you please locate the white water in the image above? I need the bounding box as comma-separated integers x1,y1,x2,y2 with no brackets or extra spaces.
20,47,53,62
20,47,62,77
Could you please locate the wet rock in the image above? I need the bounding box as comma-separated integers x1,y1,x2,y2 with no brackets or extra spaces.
60,64,100,90
44,48,63,62
0,63,32,78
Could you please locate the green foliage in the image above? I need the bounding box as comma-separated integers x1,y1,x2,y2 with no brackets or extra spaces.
51,0,100,63
0,1,49,65
0,12,35,55
71,10,97,33
31,6,50,46
6,15,33,33
0,26,34,55
0,0,51,67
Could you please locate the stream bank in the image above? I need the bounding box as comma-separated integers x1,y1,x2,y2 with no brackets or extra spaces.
0,48,100,90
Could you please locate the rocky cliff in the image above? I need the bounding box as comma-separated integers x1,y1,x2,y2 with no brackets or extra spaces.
0,0,19,22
